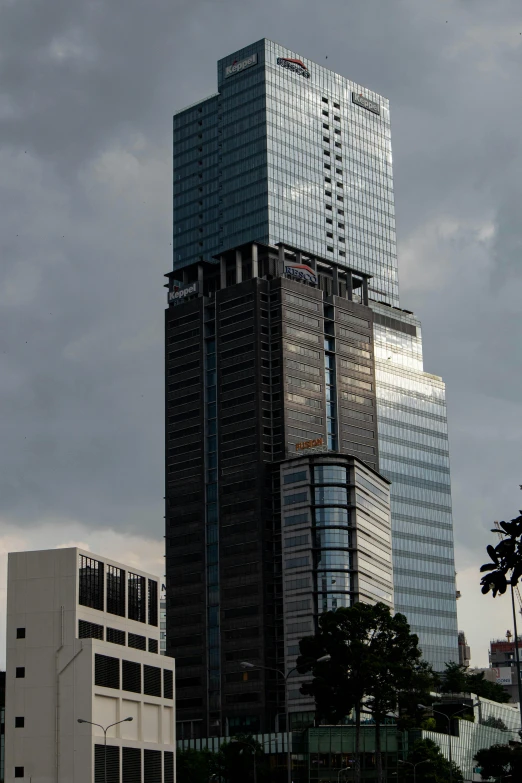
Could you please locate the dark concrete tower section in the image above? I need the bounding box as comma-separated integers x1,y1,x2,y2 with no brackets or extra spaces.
165,243,393,738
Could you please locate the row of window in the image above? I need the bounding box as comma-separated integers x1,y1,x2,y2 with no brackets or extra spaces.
92,746,174,783
94,654,173,698
79,555,158,626
78,620,158,653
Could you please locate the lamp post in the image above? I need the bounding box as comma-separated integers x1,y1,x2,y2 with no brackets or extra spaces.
229,738,260,783
398,758,430,783
241,655,331,783
77,717,133,783
418,702,479,783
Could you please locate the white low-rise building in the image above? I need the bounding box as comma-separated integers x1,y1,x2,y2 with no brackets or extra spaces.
5,547,175,782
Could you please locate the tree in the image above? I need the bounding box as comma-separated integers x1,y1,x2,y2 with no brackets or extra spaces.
482,715,508,731
439,662,469,694
214,735,270,783
479,513,522,597
176,748,216,783
399,739,463,782
439,662,510,703
297,602,425,783
474,742,522,780
397,660,439,731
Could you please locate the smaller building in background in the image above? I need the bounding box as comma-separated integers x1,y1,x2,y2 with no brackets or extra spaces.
5,548,175,783
488,632,522,704
458,630,471,667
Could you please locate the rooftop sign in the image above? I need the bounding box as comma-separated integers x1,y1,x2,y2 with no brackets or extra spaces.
277,57,310,79
285,263,317,286
352,92,380,115
168,281,199,304
296,437,324,452
225,53,258,78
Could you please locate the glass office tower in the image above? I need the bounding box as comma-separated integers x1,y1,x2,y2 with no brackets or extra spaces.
171,39,458,683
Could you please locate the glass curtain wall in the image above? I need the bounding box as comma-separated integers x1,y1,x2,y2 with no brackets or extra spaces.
372,303,459,668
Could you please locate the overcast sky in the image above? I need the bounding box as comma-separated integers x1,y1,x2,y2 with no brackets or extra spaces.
0,0,521,668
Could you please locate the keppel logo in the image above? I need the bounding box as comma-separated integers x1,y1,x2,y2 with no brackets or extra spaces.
352,91,380,115
225,53,258,78
277,57,310,79
168,282,199,304
285,263,317,285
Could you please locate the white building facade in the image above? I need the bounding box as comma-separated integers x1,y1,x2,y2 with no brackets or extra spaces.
5,547,175,782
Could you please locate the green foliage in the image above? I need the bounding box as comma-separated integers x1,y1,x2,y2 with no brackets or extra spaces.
176,748,216,783
297,602,425,723
214,735,271,783
482,715,508,731
480,513,522,596
399,738,463,782
439,662,510,703
297,602,428,783
397,660,439,731
474,742,522,780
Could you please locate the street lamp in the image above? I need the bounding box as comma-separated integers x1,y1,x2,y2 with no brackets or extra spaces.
229,738,261,783
241,654,331,783
77,717,133,783
418,702,479,783
398,758,431,783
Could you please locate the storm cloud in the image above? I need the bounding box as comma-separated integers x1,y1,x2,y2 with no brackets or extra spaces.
1,0,521,664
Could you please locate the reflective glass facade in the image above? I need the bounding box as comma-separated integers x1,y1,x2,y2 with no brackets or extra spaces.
372,302,458,668
173,39,398,305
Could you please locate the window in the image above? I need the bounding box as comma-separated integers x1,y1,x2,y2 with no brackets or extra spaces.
323,123,329,130
144,665,162,697
334,101,340,108
323,150,330,157
106,627,125,646
315,465,347,484
164,668,174,699
15,768,24,778
16,628,25,639
338,223,345,229
324,176,331,183
128,573,146,623
285,556,310,569
122,747,141,783
315,486,348,505
322,97,328,103
128,633,147,651
326,218,332,224
15,667,25,678
148,579,158,626
285,535,309,548
15,717,24,728
336,167,343,174
95,745,120,783
79,620,104,640
164,751,175,783
106,565,125,617
122,659,141,693
284,471,307,484
95,654,120,689
79,554,104,611
338,209,344,216
325,190,331,197
334,115,340,121
324,163,331,169
323,137,330,143
284,492,308,506
148,638,159,654
284,511,309,526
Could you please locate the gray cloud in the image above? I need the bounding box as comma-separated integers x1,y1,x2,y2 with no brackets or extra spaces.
1,0,522,658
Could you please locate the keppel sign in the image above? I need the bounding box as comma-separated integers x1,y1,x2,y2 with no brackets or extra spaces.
277,57,310,79
225,53,258,78
168,281,199,304
352,91,380,115
285,263,317,286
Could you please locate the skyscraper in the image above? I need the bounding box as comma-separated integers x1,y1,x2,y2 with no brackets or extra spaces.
167,38,458,737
